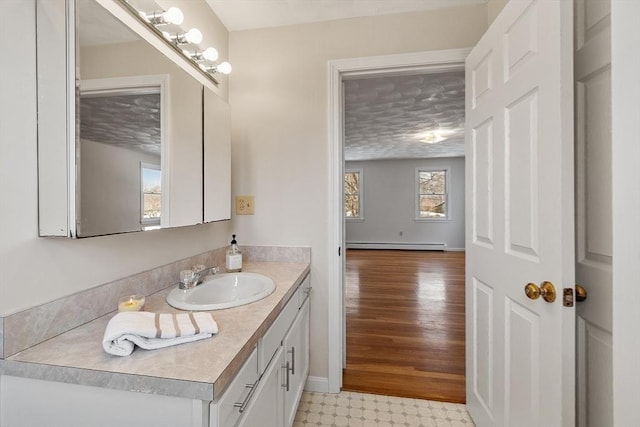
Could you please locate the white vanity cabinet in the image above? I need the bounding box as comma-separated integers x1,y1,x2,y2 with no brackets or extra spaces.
0,272,311,427
283,294,310,426
211,273,311,427
236,347,285,427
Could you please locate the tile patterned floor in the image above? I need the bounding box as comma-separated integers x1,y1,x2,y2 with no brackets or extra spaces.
294,391,476,427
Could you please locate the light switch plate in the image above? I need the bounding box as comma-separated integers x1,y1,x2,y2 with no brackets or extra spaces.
235,196,255,215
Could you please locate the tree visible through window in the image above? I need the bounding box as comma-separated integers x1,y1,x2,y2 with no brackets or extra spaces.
417,169,447,219
141,164,161,226
344,170,362,219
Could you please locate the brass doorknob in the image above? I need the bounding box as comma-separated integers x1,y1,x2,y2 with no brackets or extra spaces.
524,281,557,303
575,284,587,302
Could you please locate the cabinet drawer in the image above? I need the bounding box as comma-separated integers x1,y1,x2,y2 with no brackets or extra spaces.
258,286,301,374
211,347,259,427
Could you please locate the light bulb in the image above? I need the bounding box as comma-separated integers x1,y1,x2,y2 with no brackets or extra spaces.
217,61,232,75
185,28,202,44
202,47,219,62
163,7,184,25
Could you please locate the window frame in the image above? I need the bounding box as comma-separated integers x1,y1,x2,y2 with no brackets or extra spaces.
414,167,450,222
140,162,162,227
344,168,364,222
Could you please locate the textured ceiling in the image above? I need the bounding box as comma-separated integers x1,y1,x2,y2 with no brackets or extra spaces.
80,93,162,156
344,71,465,161
206,0,486,31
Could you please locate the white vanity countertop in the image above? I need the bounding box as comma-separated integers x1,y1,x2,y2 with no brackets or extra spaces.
2,262,310,401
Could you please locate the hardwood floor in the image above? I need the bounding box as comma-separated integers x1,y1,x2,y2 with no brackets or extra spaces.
342,249,466,403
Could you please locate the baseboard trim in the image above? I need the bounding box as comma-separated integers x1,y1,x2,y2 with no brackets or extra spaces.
305,376,330,393
445,247,465,252
346,242,446,251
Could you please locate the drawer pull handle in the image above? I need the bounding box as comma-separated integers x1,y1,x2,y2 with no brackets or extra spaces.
288,347,296,375
299,287,312,308
234,379,259,413
281,361,290,392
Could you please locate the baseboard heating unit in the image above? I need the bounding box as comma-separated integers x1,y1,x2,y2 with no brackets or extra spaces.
346,242,447,251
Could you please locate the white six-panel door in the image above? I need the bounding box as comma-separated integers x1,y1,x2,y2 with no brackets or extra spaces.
465,1,575,426
574,0,613,426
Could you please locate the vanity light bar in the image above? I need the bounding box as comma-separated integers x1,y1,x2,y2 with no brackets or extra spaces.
163,28,203,45
118,0,231,84
139,6,184,26
199,62,232,75
183,47,219,63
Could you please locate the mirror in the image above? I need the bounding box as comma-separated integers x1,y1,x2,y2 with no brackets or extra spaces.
75,0,203,237
36,0,230,237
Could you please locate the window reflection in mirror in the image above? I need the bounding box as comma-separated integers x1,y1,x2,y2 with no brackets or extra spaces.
141,163,162,230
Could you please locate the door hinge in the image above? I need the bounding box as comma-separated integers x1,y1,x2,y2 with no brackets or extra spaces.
338,246,341,256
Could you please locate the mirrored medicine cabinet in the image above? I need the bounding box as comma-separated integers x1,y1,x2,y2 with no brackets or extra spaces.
36,0,230,238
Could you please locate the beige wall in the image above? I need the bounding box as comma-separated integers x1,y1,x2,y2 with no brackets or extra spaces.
487,0,509,25
0,0,230,315
229,6,487,381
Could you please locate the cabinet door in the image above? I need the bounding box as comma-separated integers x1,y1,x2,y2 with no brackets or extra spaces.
203,88,231,223
282,298,310,427
237,347,284,427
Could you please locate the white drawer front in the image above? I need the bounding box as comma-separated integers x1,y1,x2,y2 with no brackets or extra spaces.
258,286,301,374
211,347,259,427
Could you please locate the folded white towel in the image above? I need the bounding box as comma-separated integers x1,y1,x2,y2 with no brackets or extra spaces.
102,311,219,356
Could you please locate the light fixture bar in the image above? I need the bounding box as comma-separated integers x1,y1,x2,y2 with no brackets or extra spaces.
183,47,219,62
140,6,184,25
164,28,203,45
199,61,232,75
116,0,230,85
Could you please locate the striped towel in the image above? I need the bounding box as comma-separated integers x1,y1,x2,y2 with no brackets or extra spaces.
102,311,218,356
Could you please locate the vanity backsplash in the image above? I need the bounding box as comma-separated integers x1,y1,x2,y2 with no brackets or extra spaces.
0,246,310,359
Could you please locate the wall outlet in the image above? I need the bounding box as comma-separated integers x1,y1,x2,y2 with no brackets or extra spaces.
235,196,255,215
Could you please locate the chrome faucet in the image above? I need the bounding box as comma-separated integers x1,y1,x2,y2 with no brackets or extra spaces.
193,266,220,286
179,266,219,290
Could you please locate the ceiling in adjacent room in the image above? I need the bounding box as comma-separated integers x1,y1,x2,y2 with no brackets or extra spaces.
205,0,486,31
344,71,465,161
80,92,162,156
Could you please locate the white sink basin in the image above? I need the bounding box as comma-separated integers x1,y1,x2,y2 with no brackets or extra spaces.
166,272,275,311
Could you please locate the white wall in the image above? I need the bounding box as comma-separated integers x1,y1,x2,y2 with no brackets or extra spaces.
0,0,231,315
229,6,486,382
345,158,465,250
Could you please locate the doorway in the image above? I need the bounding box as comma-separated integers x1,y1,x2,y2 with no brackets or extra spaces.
326,48,471,395
342,249,466,402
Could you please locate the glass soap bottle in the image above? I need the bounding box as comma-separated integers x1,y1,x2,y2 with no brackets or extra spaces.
225,234,243,272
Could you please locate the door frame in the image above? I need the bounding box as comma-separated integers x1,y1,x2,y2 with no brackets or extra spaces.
327,48,471,392
611,0,640,424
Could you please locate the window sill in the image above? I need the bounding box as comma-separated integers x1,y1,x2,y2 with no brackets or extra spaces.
414,217,451,223
346,218,365,223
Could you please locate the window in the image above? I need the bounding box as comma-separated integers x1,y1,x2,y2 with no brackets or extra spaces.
141,163,161,228
344,169,363,220
416,169,448,220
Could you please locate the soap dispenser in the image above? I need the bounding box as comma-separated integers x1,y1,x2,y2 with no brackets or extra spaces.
225,234,243,272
